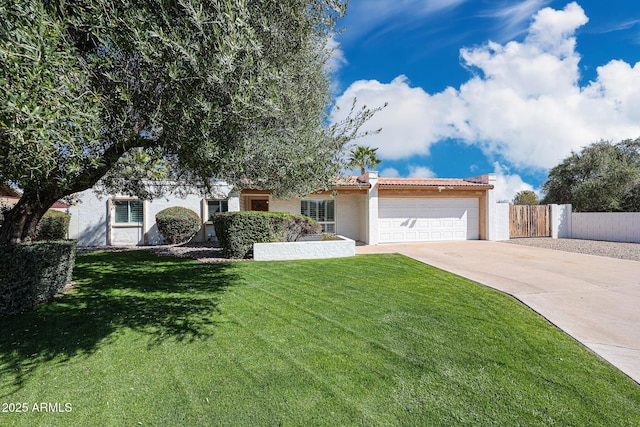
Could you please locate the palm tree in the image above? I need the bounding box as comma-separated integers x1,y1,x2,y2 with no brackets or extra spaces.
348,146,381,175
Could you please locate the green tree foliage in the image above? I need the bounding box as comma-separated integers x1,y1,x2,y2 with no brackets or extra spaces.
541,139,640,212
512,190,539,205
348,145,381,175
0,0,373,243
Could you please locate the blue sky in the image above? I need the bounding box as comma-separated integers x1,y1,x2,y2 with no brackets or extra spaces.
329,1,640,201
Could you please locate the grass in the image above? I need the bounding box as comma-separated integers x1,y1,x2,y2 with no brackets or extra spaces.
1,251,639,426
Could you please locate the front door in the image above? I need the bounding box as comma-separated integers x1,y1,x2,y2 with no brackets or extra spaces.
251,199,269,211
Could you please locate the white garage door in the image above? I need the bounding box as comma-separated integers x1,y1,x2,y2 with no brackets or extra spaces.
379,198,479,243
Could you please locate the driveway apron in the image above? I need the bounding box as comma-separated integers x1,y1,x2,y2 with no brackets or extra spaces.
356,241,640,384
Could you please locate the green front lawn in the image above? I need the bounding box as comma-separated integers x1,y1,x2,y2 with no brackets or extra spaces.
1,252,639,426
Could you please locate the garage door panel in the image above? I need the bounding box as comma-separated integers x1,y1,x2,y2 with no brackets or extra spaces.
379,198,479,243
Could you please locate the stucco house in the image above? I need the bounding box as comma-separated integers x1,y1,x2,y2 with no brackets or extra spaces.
63,172,509,246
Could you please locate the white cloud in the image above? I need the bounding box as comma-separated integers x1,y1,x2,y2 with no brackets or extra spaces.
591,19,640,34
331,2,640,172
414,0,468,15
380,167,400,177
331,76,459,159
379,166,435,178
340,0,468,42
493,162,536,202
408,165,437,178
481,0,551,41
325,33,347,72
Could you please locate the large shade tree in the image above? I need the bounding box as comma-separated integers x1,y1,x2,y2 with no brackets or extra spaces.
541,139,640,212
0,0,372,244
512,190,539,205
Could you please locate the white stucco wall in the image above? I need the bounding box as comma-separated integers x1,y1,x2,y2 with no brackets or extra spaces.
335,193,366,242
253,236,355,261
482,174,502,241
550,204,572,239
70,182,238,246
228,192,240,212
493,202,510,241
571,212,640,243
270,198,301,214
68,190,109,246
111,225,145,246
367,172,379,245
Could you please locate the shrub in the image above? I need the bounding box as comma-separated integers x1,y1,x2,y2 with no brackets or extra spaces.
0,240,77,317
156,206,202,244
270,212,323,243
321,233,340,241
212,211,321,259
36,210,71,240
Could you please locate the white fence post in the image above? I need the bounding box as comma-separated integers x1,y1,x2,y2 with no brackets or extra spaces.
550,204,572,239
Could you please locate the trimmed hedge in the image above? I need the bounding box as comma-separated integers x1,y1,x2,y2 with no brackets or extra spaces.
36,210,71,240
211,211,322,259
0,240,77,317
156,206,202,244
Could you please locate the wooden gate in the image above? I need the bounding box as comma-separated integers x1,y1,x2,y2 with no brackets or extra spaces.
510,205,551,238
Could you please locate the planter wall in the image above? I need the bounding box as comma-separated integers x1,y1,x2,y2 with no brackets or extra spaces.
253,236,356,261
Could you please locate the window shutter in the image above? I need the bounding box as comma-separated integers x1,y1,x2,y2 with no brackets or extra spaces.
300,199,336,234
326,200,335,221
114,201,129,223
130,201,143,223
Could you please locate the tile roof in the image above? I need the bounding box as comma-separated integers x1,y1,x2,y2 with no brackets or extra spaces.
244,175,493,191
333,175,370,187
377,177,493,189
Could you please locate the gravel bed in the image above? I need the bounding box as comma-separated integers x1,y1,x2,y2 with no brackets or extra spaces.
77,242,249,262
504,238,640,262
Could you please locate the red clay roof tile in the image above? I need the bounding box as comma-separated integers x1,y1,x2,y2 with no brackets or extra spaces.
377,177,492,188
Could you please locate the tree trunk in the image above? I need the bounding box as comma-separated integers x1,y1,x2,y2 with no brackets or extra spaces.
0,136,144,245
0,190,60,244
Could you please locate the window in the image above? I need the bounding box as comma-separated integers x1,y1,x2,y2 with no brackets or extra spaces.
301,199,335,233
114,200,143,224
207,199,228,221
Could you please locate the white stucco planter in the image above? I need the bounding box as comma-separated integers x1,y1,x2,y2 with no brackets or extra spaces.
253,235,356,261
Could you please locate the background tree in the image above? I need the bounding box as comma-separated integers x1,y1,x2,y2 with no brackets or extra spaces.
512,190,539,205
541,139,640,212
0,0,374,244
348,145,381,175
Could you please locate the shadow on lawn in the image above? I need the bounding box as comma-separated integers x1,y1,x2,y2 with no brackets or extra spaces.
0,251,241,396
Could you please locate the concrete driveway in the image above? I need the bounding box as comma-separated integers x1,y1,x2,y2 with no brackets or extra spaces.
356,241,640,384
